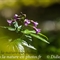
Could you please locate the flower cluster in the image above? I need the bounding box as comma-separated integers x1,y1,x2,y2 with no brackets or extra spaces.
24,19,41,34
7,12,41,34
1,12,49,45
0,12,49,52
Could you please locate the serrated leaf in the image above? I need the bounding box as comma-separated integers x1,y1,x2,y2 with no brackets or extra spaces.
14,38,36,50
17,44,25,53
13,38,36,51
22,41,36,50
11,38,25,53
30,34,49,44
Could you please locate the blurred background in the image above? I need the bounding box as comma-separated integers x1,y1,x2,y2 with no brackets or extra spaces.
0,0,60,60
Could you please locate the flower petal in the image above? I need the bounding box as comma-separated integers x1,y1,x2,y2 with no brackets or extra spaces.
24,19,30,26
33,27,41,34
7,20,12,26
14,14,18,19
31,20,38,27
7,20,12,24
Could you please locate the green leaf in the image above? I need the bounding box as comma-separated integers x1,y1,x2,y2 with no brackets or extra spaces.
30,34,49,44
22,41,36,50
13,21,18,28
17,25,22,32
17,43,25,53
25,35,32,41
38,33,48,40
21,29,36,34
0,26,7,29
25,35,32,39
0,26,16,31
13,38,36,51
11,38,25,53
8,27,16,31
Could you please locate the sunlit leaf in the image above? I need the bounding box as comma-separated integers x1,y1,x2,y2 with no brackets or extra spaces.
22,41,36,50
17,44,25,53
10,38,25,53
12,38,36,51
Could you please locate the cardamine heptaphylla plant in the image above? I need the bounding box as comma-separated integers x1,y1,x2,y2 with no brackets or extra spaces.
1,12,49,50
